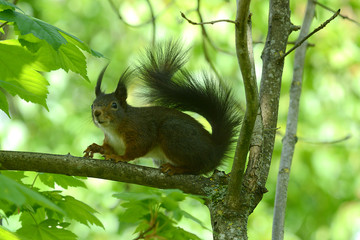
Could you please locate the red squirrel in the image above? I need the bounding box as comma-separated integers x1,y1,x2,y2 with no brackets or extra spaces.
83,41,241,175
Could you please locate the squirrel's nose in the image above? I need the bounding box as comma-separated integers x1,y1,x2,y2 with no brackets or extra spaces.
94,110,102,117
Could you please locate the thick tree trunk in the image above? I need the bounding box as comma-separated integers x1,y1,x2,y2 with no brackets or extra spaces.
211,0,293,238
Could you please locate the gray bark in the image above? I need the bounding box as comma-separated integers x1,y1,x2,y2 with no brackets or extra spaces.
272,1,316,239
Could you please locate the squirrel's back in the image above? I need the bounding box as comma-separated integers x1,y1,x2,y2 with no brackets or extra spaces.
137,41,241,173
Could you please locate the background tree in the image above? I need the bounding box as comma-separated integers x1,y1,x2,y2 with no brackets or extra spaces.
0,0,359,239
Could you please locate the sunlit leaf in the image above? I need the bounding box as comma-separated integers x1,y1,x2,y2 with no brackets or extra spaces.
38,174,87,189
0,40,49,108
0,226,21,240
113,192,162,202
0,0,19,11
60,31,104,58
57,196,104,229
0,90,9,117
19,35,89,81
16,219,77,240
0,8,102,57
56,43,89,81
0,175,64,215
0,171,27,183
0,9,67,50
118,204,149,224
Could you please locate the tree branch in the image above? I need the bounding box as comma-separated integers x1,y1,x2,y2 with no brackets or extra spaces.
180,12,236,25
0,151,220,196
181,0,235,83
300,134,351,144
226,0,259,210
243,0,291,212
313,0,360,26
181,2,236,57
108,0,172,30
193,0,222,81
282,9,340,58
272,0,316,239
145,0,156,46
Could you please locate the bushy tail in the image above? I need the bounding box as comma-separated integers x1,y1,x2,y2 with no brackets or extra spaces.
137,41,241,160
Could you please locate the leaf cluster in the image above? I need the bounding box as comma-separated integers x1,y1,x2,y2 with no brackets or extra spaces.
114,189,207,240
0,171,103,240
0,0,102,117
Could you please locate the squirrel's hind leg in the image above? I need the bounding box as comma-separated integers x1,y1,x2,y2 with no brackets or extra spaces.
158,119,213,175
160,163,199,175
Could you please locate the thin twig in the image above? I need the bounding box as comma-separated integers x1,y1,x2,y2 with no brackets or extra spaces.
144,0,156,46
180,11,236,25
282,9,340,58
194,0,221,80
301,134,351,145
253,40,315,47
277,131,351,145
134,210,158,240
313,0,360,26
187,1,236,56
108,0,173,28
108,0,135,27
0,21,8,29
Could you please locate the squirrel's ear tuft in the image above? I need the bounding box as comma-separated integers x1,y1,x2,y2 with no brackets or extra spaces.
115,68,132,108
95,65,108,97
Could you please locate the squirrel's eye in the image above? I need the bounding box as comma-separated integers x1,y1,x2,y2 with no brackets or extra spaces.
111,102,118,109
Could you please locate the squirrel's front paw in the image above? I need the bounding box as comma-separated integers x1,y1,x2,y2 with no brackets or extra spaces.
83,143,103,158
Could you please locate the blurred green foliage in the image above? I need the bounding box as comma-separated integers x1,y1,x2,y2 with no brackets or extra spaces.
0,0,359,239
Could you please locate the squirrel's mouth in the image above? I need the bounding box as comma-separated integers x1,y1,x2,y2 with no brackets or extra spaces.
94,117,109,126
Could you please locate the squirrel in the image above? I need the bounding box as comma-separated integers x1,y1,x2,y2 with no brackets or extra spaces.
83,41,241,175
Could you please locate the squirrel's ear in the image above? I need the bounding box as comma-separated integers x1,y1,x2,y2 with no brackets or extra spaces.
95,65,108,97
115,68,132,107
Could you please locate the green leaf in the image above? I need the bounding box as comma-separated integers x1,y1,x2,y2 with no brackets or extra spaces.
180,210,211,231
0,175,64,215
0,80,48,110
0,8,102,57
118,203,149,224
0,40,49,109
55,43,89,81
164,189,187,201
0,90,9,117
113,192,162,202
0,199,17,217
0,40,35,79
161,197,179,211
38,174,87,189
0,0,19,11
160,226,201,240
16,219,77,240
0,171,27,183
19,35,89,81
57,196,104,229
19,208,46,226
0,9,67,50
59,31,104,58
0,226,21,240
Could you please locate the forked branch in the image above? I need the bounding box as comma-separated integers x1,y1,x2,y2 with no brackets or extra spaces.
226,0,259,210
